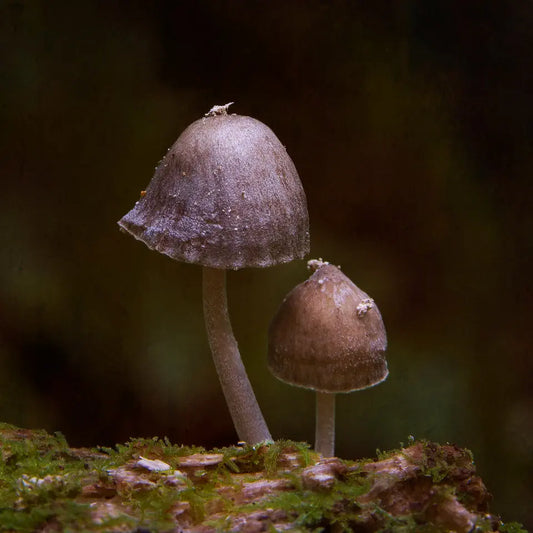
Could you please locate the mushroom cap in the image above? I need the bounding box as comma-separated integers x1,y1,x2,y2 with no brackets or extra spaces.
268,263,388,393
118,113,310,269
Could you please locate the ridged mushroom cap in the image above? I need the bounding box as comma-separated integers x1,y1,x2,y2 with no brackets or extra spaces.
268,261,388,393
118,112,309,269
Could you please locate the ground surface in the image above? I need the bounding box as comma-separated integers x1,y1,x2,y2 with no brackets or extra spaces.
0,423,526,532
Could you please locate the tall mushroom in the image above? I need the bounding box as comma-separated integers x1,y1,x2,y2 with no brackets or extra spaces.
118,104,309,444
268,259,387,457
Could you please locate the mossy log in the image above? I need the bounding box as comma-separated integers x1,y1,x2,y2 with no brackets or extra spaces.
0,423,525,532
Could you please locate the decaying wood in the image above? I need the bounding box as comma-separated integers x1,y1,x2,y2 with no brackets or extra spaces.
0,424,521,532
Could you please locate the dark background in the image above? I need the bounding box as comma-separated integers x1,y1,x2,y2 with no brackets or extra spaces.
1,0,531,527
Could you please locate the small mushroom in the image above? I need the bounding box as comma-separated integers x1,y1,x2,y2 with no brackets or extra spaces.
268,259,388,456
118,105,309,444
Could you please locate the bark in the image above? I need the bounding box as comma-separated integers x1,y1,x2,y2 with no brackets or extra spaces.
0,423,524,532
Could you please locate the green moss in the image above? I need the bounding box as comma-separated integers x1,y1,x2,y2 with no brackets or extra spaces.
499,522,528,533
0,428,423,531
0,425,95,531
133,486,188,529
404,440,475,485
254,463,370,532
212,440,314,478
370,504,421,532
0,425,518,532
96,436,204,469
0,501,94,532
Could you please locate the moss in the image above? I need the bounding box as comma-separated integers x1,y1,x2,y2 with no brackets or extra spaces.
255,463,371,532
212,440,314,478
96,436,204,469
0,501,93,532
0,425,522,532
499,522,528,533
264,440,314,475
0,424,94,531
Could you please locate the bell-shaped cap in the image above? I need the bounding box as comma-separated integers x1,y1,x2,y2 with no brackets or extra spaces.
268,262,388,393
118,112,309,269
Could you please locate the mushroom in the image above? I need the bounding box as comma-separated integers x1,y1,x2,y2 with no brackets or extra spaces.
268,259,388,457
118,104,309,444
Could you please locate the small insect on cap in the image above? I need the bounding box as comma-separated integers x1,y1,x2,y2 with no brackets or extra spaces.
268,260,388,393
118,104,310,270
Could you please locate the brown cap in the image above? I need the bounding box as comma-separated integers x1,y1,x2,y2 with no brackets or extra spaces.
118,109,309,269
268,261,388,393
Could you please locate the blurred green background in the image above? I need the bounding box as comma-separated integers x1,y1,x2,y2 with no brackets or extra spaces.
1,0,531,527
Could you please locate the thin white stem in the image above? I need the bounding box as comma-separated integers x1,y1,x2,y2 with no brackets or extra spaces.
315,392,336,457
202,266,272,444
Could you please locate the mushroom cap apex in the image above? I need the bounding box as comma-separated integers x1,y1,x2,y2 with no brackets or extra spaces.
268,262,388,393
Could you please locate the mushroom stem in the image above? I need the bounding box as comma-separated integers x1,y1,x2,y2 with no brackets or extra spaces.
202,266,272,444
315,392,336,457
